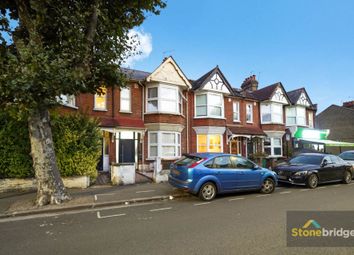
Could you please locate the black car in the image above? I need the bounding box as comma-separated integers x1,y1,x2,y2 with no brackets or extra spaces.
274,153,353,188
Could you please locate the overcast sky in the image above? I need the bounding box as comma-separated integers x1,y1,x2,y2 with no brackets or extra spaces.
127,0,354,114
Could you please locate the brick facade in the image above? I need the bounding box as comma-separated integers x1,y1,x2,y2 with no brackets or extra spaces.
57,57,317,173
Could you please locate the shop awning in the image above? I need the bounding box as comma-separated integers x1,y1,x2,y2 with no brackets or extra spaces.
300,138,354,147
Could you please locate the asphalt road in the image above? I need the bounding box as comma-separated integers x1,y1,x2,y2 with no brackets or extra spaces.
1,183,354,255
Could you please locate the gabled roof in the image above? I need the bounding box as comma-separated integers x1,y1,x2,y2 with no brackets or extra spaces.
317,104,354,119
192,66,234,94
146,56,192,88
250,83,278,101
121,67,151,81
287,87,313,106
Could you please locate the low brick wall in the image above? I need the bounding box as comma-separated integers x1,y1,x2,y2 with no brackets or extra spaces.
0,176,90,193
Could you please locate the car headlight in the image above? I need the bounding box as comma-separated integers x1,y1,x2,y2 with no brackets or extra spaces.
294,170,308,176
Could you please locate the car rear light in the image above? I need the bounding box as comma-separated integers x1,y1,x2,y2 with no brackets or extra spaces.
189,158,207,168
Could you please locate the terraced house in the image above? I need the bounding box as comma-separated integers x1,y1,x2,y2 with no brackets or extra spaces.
58,56,316,177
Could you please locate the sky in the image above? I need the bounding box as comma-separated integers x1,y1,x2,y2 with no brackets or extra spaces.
126,0,354,113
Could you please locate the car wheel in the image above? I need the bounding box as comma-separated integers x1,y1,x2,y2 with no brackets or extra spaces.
343,171,352,184
306,174,318,189
260,178,275,194
198,182,216,201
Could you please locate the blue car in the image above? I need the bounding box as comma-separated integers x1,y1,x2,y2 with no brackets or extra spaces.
169,153,278,201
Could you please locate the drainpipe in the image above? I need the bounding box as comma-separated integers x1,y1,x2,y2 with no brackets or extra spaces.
138,80,145,170
186,91,189,153
112,86,115,118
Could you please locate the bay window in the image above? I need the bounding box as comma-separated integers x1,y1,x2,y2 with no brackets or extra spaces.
233,101,240,122
147,85,180,114
264,137,282,157
148,132,181,158
197,134,222,153
261,103,283,124
195,93,223,118
286,106,306,126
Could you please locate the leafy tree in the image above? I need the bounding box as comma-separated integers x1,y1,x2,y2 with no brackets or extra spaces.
0,0,166,206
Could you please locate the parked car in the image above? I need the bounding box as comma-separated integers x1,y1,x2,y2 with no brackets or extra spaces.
338,150,354,168
274,153,353,188
168,153,278,201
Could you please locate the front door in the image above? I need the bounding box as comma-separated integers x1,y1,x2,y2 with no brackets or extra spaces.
231,138,241,155
102,131,110,172
119,139,135,163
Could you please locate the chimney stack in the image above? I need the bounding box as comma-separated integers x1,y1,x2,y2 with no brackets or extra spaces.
241,75,258,92
343,100,354,109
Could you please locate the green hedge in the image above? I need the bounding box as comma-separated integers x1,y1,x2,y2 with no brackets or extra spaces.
0,111,102,180
0,112,34,178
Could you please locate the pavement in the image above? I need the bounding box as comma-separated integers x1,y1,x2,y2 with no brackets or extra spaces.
0,182,190,218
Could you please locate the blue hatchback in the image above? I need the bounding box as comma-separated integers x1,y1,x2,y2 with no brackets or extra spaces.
169,153,278,201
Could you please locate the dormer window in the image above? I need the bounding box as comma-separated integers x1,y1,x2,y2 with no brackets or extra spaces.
146,84,181,114
195,93,224,118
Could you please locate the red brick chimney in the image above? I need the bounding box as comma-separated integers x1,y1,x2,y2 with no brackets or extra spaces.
241,75,258,92
343,100,354,109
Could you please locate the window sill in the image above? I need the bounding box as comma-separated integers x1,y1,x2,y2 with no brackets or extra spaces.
93,108,108,112
246,121,253,124
233,120,240,123
120,111,132,114
262,122,284,125
194,116,226,120
145,112,182,116
61,104,78,110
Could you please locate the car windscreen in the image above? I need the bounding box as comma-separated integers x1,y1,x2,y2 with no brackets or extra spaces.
175,155,202,166
289,155,324,165
339,152,354,160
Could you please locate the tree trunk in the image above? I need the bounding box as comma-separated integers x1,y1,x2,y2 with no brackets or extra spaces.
28,108,71,206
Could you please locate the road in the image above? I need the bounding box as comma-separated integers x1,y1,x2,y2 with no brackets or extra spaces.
1,183,354,255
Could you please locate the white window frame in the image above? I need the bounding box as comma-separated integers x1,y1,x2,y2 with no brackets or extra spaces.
233,101,240,122
246,103,253,123
148,131,181,159
264,137,282,157
146,84,181,114
194,92,224,118
196,134,223,153
286,106,306,126
94,88,107,111
120,87,131,113
59,94,77,109
261,102,283,124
